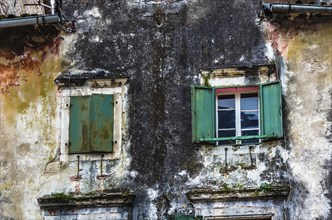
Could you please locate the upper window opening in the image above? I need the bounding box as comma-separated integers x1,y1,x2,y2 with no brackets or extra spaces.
55,71,128,162
191,81,283,145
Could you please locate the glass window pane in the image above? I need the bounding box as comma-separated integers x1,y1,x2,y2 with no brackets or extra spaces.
218,130,236,145
241,111,259,129
242,130,259,144
218,110,235,129
241,93,258,110
218,95,235,109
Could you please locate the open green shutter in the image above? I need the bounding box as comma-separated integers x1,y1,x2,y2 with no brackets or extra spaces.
260,81,283,139
90,94,114,152
69,96,91,153
191,86,215,143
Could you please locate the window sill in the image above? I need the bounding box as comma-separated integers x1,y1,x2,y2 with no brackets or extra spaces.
199,135,280,143
60,152,120,162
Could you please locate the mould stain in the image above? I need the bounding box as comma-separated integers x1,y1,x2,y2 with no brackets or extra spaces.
286,23,332,64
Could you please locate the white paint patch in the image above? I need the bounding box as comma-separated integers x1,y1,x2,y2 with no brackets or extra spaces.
308,43,319,50
178,170,187,176
145,187,159,219
89,35,101,43
147,187,159,200
130,170,137,178
265,42,275,61
83,7,102,18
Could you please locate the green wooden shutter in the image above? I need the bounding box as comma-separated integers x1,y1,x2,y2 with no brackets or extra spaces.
191,86,215,143
260,81,283,139
69,96,91,154
90,94,114,153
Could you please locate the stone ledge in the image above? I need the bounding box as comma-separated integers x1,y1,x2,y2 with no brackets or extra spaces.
38,190,135,209
55,69,129,87
187,185,290,203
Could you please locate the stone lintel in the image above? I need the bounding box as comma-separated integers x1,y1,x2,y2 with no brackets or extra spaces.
38,191,135,210
187,185,290,203
55,69,129,87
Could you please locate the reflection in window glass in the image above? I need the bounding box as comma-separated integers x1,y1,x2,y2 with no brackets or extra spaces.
219,110,235,129
218,95,235,109
241,93,258,110
241,111,259,129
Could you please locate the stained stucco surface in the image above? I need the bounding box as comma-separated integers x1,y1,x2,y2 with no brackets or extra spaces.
0,0,331,219
263,19,332,219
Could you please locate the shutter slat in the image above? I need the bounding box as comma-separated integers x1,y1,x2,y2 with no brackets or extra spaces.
192,86,215,143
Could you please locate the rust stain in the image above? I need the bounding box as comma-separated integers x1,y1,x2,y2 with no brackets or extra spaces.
101,126,110,140
82,123,89,151
0,37,62,125
263,22,290,55
0,37,61,93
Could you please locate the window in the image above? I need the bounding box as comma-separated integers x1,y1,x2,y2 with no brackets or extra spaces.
192,81,283,144
57,77,128,162
69,94,114,154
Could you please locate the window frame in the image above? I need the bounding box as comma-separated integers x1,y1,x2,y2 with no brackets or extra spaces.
58,79,127,162
216,88,260,145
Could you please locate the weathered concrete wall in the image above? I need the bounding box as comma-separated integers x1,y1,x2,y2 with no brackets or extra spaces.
0,26,62,219
0,0,331,219
263,17,332,219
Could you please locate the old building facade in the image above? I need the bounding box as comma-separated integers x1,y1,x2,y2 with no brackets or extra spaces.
0,0,331,219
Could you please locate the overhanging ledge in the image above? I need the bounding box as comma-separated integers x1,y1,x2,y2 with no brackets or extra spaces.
187,185,290,203
38,190,135,210
55,69,129,87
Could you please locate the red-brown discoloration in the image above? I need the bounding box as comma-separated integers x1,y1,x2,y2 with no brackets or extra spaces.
0,28,61,93
263,22,290,55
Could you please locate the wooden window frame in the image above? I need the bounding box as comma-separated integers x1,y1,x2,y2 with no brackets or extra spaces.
59,79,127,162
216,88,260,145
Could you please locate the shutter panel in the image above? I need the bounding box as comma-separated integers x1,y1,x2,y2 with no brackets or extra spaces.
260,81,283,139
69,96,91,153
191,86,215,143
90,95,114,152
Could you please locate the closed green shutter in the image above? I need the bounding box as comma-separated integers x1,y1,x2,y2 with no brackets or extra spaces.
191,86,215,143
69,96,91,154
91,95,114,153
260,81,283,139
